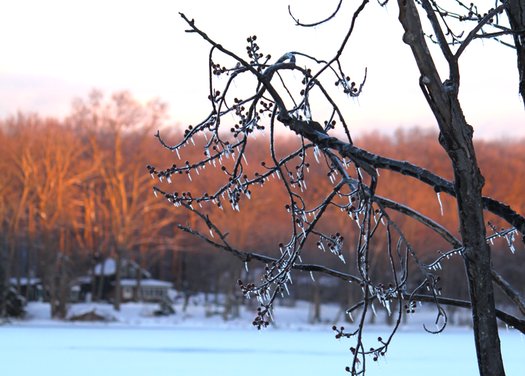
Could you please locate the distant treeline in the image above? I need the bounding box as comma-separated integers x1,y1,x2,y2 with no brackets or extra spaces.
1,91,523,318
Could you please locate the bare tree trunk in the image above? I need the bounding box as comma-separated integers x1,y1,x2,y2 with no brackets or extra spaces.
506,0,525,106
48,266,58,318
56,260,69,319
443,128,504,375
134,253,143,302
222,267,241,320
0,240,7,318
397,1,505,374
90,252,98,302
41,235,59,319
96,254,105,302
114,247,122,311
310,282,322,324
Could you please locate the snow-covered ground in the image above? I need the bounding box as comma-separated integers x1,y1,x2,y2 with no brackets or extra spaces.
2,302,523,375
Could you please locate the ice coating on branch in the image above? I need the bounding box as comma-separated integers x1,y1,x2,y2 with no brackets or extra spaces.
436,192,444,216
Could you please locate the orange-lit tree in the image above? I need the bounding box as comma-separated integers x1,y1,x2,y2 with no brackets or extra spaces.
70,91,177,310
163,2,524,375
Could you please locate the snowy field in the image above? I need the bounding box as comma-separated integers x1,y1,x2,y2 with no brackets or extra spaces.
1,302,523,375
1,325,523,375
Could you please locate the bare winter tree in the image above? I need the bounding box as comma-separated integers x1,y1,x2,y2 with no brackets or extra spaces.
70,91,177,310
150,1,525,375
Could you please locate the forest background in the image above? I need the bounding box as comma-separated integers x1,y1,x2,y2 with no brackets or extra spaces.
1,91,524,319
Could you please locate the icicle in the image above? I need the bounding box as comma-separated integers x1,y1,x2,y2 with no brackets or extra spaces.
371,302,377,317
153,190,158,197
242,153,248,165
150,173,155,179
338,253,346,264
346,311,353,322
176,148,181,159
314,146,320,163
188,173,192,181
209,228,214,238
167,176,172,184
244,262,249,272
283,283,290,295
310,271,315,282
506,233,516,254
190,137,195,145
436,192,444,216
385,300,391,316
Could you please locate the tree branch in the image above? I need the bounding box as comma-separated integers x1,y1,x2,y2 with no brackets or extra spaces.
491,269,525,316
406,293,525,333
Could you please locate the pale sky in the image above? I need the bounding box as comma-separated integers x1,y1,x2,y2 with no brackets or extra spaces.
0,0,523,139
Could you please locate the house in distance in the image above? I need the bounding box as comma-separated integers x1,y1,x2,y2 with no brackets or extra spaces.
83,258,173,304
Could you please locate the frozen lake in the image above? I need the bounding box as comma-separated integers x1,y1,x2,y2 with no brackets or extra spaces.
1,324,523,375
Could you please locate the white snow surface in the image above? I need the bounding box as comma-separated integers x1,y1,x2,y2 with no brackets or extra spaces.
9,277,41,285
120,278,172,287
2,301,523,376
93,258,117,276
